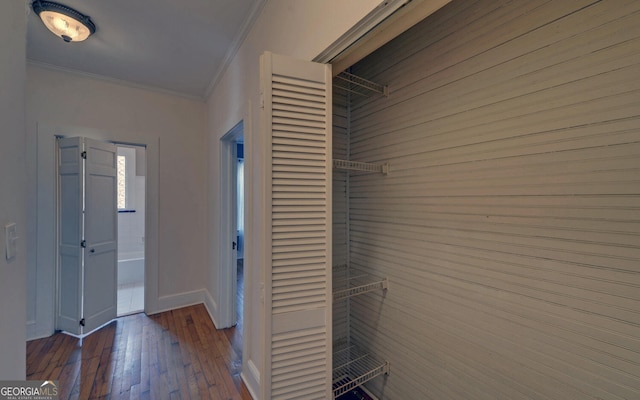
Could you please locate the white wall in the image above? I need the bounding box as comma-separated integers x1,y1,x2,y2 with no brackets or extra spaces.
205,0,383,397
26,65,207,338
0,0,27,379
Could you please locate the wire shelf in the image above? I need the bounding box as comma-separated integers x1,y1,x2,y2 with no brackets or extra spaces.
333,344,390,398
333,272,388,302
334,71,388,97
334,159,389,175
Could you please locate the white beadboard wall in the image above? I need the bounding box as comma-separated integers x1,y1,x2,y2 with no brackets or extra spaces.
337,0,640,398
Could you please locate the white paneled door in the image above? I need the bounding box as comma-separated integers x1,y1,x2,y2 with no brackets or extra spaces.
57,137,118,336
261,52,333,399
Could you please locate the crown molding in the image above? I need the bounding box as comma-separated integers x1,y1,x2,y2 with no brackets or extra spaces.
27,59,206,102
203,0,268,100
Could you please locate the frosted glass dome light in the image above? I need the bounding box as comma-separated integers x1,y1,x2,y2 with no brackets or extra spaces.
32,1,96,43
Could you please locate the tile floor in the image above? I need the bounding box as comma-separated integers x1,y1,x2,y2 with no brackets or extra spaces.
117,282,144,316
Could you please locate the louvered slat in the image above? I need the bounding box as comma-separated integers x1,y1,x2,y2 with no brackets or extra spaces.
262,52,332,399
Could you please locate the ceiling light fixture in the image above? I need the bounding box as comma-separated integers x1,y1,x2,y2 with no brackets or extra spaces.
32,1,96,43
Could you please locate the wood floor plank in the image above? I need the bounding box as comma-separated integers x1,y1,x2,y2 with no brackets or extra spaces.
130,383,141,400
170,341,191,398
26,305,252,400
192,332,219,387
139,318,151,394
174,310,193,368
90,345,115,398
210,328,243,397
26,337,46,368
57,355,82,399
78,356,101,400
33,333,65,374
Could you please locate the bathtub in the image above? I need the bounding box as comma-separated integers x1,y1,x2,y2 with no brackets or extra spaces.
117,258,144,286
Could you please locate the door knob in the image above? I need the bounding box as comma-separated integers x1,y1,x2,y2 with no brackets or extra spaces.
90,249,95,253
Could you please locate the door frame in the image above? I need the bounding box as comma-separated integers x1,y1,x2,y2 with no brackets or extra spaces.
217,107,255,394
56,137,120,337
30,124,159,340
219,121,244,329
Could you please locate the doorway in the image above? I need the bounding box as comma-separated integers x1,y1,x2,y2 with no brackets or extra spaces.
55,138,148,338
56,137,119,336
236,142,245,326
31,126,158,341
220,122,244,332
115,145,146,316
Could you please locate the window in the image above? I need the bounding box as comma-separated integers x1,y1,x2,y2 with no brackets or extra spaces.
117,155,127,209
116,147,136,211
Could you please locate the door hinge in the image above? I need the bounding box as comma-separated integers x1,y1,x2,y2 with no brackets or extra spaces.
79,318,85,327
81,151,87,159
259,92,265,109
81,240,86,248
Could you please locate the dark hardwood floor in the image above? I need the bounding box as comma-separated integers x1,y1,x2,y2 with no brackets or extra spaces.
26,304,251,400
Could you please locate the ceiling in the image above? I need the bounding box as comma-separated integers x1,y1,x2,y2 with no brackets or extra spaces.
26,0,265,100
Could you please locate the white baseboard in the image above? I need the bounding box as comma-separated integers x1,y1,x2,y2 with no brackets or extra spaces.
28,289,218,339
26,320,55,341
26,320,37,341
242,358,260,400
155,289,207,314
203,290,220,329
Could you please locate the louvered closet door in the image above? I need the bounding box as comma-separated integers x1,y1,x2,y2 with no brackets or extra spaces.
261,51,332,400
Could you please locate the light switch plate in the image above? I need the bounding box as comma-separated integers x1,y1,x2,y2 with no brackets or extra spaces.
5,223,17,261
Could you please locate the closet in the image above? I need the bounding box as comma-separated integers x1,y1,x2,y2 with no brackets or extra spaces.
328,0,640,398
331,71,390,398
263,0,640,397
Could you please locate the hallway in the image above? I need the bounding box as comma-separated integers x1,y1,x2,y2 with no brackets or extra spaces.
26,305,250,399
